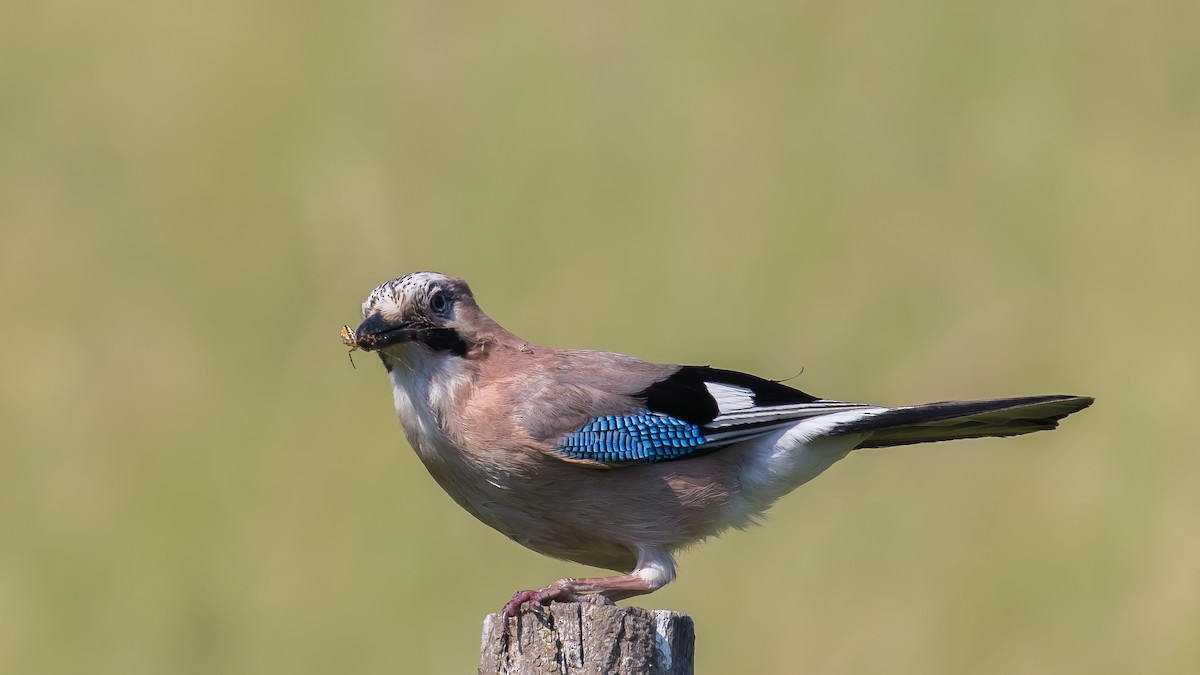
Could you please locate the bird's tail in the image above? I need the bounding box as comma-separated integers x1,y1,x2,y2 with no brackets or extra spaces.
833,395,1094,449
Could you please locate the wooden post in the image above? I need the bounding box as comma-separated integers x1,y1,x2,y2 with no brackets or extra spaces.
479,603,695,675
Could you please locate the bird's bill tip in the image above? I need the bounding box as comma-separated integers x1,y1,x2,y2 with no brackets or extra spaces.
353,313,418,352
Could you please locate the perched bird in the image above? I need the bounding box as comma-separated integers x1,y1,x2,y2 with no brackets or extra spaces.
348,272,1093,617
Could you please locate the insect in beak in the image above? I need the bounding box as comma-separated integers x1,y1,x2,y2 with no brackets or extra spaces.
340,324,359,368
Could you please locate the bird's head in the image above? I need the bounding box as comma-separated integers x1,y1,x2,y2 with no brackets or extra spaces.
353,272,495,361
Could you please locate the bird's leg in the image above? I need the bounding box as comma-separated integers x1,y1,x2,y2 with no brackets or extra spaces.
501,573,661,619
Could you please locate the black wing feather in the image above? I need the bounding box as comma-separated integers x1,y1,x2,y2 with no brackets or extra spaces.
638,365,820,424
835,395,1095,448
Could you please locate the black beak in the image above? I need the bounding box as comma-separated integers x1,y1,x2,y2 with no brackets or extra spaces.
353,313,422,352
354,313,469,356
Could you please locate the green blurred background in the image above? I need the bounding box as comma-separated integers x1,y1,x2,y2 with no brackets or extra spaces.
3,1,1197,673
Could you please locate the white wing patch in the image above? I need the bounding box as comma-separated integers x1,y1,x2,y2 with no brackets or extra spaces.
707,401,875,427
700,379,885,448
704,382,756,414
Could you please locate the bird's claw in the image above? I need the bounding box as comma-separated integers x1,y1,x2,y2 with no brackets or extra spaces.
501,583,614,619
501,590,541,619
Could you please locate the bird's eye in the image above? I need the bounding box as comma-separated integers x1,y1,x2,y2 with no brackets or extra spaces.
429,291,449,314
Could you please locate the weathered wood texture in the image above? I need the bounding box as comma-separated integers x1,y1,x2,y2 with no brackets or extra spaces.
479,603,695,675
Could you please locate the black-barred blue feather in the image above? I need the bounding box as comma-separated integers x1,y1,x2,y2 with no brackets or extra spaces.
556,413,707,463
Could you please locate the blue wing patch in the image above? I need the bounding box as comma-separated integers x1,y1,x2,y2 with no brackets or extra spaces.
556,413,708,464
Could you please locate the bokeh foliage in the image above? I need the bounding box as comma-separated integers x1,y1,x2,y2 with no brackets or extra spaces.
2,1,1198,673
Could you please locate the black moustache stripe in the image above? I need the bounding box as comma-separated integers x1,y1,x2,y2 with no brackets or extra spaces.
416,327,468,357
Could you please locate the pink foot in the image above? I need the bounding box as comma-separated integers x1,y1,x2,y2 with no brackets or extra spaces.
500,582,614,619
501,589,540,619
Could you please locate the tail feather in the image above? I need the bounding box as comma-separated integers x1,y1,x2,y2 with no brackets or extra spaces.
833,395,1094,449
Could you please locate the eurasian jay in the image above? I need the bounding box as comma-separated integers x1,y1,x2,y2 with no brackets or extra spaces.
347,272,1093,617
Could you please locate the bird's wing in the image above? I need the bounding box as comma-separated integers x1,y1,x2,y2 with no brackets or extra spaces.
546,365,873,465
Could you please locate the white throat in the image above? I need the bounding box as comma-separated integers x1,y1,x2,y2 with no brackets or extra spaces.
384,346,472,465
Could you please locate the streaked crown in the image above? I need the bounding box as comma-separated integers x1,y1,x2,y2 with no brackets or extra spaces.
361,272,473,321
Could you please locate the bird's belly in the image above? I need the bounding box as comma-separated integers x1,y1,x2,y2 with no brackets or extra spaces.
477,499,641,572
422,453,744,572
420,467,639,571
